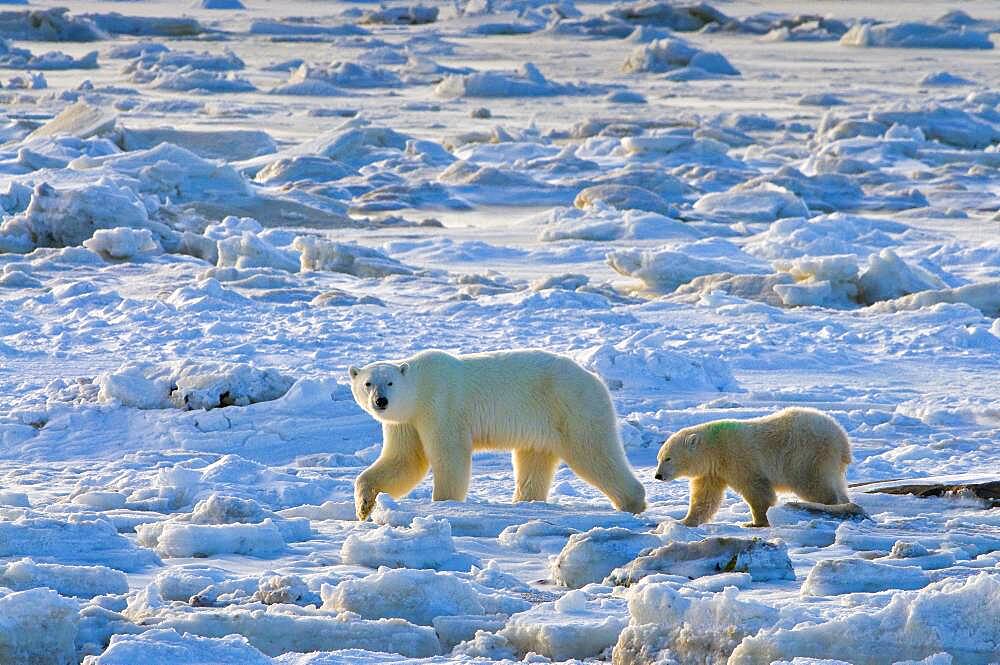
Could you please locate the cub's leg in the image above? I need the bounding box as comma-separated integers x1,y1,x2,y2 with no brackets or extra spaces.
682,476,726,526
355,423,429,520
741,478,777,527
513,449,559,503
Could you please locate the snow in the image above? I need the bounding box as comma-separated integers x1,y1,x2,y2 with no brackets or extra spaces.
0,0,998,662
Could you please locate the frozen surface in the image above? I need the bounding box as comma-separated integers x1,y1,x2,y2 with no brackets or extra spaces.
0,0,998,663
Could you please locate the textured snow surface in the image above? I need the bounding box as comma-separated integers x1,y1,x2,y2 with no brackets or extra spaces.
0,0,998,663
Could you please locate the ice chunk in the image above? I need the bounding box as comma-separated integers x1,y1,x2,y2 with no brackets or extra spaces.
0,588,79,665
607,1,728,31
840,21,993,49
574,184,677,215
341,516,478,571
623,38,738,77
87,629,271,665
730,573,1000,664
867,280,1000,318
217,232,300,273
694,184,808,222
501,592,628,660
322,568,507,625
0,7,103,40
551,527,661,588
293,236,413,277
578,338,737,392
0,558,128,598
435,62,580,97
870,105,999,149
0,513,160,572
83,228,163,261
135,519,285,558
614,580,778,665
606,537,795,587
801,558,930,595
607,239,767,294
360,5,438,25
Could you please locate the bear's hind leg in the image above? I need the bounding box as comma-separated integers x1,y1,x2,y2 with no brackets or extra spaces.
513,449,559,503
682,476,726,526
560,437,646,514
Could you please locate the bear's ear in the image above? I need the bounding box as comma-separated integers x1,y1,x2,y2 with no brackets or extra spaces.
348,366,359,379
685,433,701,448
398,362,409,376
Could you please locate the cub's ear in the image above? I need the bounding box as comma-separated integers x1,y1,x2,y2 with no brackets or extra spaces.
685,433,701,448
348,366,360,379
398,362,410,375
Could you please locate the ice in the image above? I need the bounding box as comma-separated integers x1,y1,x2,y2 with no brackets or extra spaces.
840,22,993,49
623,38,739,78
606,1,728,31
607,240,768,294
436,63,580,97
294,236,413,277
552,528,660,588
321,567,528,625
0,558,128,597
867,280,1000,318
0,7,102,40
577,337,737,392
0,588,79,665
801,557,929,595
84,228,163,262
0,39,98,70
731,573,1000,664
136,519,286,558
500,591,629,659
606,536,795,587
0,513,160,571
613,580,779,665
85,629,272,665
693,184,808,222
341,515,478,571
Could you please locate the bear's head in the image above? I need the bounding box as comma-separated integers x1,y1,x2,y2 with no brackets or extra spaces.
348,361,417,424
655,427,708,481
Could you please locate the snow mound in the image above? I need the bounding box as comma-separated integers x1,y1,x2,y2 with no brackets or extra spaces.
607,1,729,31
0,39,98,69
0,7,103,40
294,236,414,277
322,568,526,625
96,361,294,411
623,38,739,79
869,105,999,150
435,62,579,97
83,228,163,261
606,536,794,587
919,71,974,87
196,0,247,9
746,214,911,260
552,527,660,588
575,184,677,216
272,62,400,96
87,629,270,665
614,579,778,665
694,184,809,222
730,573,1000,664
341,515,478,570
0,558,128,598
607,240,767,294
801,558,929,595
217,232,300,273
0,588,79,665
840,21,993,49
361,5,438,25
867,279,1000,318
500,591,629,660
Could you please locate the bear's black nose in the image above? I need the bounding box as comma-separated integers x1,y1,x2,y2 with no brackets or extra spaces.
374,396,388,409
654,473,663,481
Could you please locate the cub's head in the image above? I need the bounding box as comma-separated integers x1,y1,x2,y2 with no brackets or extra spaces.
348,361,416,424
655,426,709,481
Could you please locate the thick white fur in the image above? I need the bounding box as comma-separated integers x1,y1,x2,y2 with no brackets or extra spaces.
348,349,646,520
655,407,852,527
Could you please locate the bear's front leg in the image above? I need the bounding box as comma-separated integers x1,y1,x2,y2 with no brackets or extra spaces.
419,423,473,502
354,423,429,520
682,476,726,526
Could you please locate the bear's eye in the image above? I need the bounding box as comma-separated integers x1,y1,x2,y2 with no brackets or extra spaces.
364,382,371,388
665,457,671,461
387,382,393,386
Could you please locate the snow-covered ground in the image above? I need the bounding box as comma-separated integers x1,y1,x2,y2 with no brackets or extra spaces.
0,0,998,663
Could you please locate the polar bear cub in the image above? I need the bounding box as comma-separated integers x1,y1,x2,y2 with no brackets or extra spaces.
655,407,852,527
348,349,646,520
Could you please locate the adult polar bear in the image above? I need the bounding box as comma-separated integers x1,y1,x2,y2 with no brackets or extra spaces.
348,349,646,520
